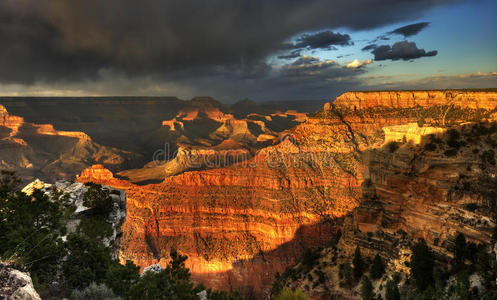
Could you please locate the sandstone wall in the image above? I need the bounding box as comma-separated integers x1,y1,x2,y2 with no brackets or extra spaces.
77,90,497,299
330,90,497,110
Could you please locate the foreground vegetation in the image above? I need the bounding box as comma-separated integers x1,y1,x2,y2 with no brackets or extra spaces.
0,171,242,299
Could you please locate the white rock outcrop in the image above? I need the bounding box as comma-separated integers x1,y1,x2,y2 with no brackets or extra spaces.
21,179,127,257
141,264,162,276
0,263,41,300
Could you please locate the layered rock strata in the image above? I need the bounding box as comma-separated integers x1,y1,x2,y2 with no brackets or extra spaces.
0,105,138,183
78,90,497,299
263,90,497,299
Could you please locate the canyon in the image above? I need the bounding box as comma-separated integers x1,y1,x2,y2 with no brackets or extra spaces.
0,104,137,182
0,97,314,184
74,89,497,298
3,89,497,299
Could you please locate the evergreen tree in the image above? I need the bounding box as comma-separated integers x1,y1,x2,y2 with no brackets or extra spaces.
353,246,364,280
410,239,434,291
128,249,202,300
83,183,113,216
63,233,112,289
385,280,400,300
105,260,140,297
453,233,467,270
0,171,65,287
371,254,385,280
270,272,284,298
456,270,470,300
361,276,374,300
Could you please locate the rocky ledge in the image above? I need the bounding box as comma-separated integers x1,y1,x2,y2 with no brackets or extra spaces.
0,263,41,300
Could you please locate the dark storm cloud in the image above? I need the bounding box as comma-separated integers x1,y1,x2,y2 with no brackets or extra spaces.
277,50,302,60
372,41,438,61
389,22,430,37
0,0,458,86
362,44,378,51
293,31,352,49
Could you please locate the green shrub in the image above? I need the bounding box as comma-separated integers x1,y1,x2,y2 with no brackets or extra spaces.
353,246,364,280
105,260,140,298
481,150,496,165
302,249,319,268
447,129,461,140
387,142,400,153
77,215,113,241
385,280,400,300
410,239,434,291
453,233,467,267
463,203,478,211
0,171,65,287
63,233,112,289
424,143,437,151
83,183,114,216
339,263,354,288
361,276,374,300
71,282,120,300
371,254,385,280
128,249,203,300
273,288,309,300
444,149,458,157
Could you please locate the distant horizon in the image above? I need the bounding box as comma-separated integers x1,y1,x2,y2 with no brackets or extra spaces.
0,87,495,104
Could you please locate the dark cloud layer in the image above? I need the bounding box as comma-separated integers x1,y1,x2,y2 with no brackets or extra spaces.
293,31,352,49
389,22,430,37
372,41,438,61
277,50,302,60
362,44,378,51
0,0,457,86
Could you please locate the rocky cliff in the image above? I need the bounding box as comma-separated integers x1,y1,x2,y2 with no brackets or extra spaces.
332,90,497,110
263,90,497,299
76,109,372,298
0,97,313,185
77,90,497,299
0,263,41,300
0,105,139,183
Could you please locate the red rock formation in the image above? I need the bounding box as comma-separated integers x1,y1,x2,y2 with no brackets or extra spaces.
332,90,497,110
76,103,379,298
0,105,25,137
0,105,138,183
77,90,497,299
239,91,497,300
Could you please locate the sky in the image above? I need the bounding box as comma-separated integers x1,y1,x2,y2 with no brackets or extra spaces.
0,0,496,102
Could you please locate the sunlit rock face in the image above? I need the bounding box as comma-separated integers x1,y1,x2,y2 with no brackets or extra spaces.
275,91,497,299
77,90,497,299
332,90,497,248
0,96,314,185
0,105,139,183
76,109,371,298
333,90,497,110
354,122,497,247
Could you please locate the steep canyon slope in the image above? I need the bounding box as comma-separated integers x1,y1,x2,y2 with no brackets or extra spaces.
0,97,312,184
263,90,497,299
75,90,497,298
0,105,138,182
